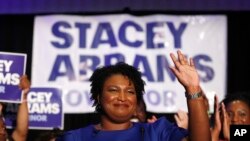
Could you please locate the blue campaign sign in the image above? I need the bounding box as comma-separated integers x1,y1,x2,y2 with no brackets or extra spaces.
5,87,64,130
28,87,64,130
0,52,27,103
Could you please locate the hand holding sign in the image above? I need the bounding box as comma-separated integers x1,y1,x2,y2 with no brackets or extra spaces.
12,75,30,141
2,75,30,141
19,75,30,101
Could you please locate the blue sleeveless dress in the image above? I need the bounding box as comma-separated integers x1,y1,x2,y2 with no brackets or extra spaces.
56,117,188,141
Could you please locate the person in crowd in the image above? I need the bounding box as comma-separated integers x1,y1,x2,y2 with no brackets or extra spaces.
130,98,147,123
0,75,30,141
174,110,189,130
174,89,210,130
211,91,250,141
35,128,64,141
130,98,157,123
132,98,187,129
56,50,211,141
223,92,250,124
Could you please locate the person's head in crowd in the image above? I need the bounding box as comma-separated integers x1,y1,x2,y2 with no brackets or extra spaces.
135,99,147,122
222,91,250,125
90,62,145,124
131,98,147,122
131,98,159,123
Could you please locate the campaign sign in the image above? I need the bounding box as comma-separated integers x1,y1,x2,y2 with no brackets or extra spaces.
5,87,64,130
28,87,64,130
32,15,227,113
230,125,250,141
0,52,26,103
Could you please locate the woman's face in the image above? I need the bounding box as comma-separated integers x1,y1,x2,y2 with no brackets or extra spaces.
100,74,137,123
226,100,250,125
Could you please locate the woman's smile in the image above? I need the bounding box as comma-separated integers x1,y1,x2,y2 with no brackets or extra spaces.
100,74,137,122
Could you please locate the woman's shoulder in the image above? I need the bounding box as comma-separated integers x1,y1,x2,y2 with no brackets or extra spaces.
56,125,94,141
133,116,173,130
149,116,171,126
134,116,188,140
60,124,94,137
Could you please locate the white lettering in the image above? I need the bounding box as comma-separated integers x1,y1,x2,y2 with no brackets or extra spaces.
28,92,53,103
234,129,247,136
44,92,52,103
234,129,241,136
0,73,20,85
29,115,47,122
28,103,60,114
241,129,247,136
0,60,13,72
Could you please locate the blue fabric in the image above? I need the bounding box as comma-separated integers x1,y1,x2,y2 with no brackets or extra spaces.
56,117,188,141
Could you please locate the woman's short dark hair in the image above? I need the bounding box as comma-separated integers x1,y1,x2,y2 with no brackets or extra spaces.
223,91,250,107
89,62,145,113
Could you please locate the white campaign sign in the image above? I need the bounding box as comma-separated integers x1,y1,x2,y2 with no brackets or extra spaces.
32,14,227,113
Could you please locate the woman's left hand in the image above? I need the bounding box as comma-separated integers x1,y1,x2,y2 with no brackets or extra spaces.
170,50,200,92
